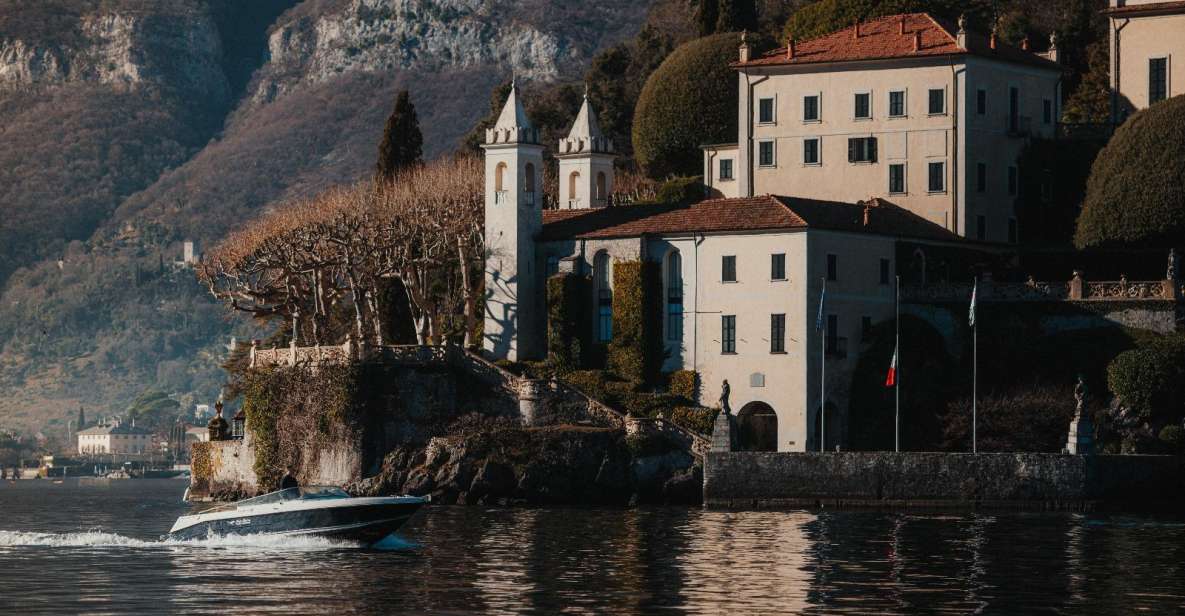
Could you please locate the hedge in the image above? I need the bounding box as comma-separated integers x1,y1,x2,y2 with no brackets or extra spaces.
607,260,662,383
668,370,699,402
1106,335,1185,423
656,176,706,204
633,33,770,178
1075,94,1185,249
546,273,590,373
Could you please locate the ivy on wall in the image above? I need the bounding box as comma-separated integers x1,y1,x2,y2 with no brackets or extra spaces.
546,273,591,373
608,260,662,383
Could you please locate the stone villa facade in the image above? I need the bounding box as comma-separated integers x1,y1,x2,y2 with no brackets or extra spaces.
480,13,1160,452
1105,0,1185,121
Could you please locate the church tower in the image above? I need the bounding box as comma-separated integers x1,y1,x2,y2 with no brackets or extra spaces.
482,82,544,361
557,90,615,209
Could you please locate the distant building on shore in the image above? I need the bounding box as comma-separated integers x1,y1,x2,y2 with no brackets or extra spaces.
77,420,153,455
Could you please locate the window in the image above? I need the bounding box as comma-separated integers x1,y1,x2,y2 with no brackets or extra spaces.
722,255,737,282
722,315,736,354
758,97,776,124
803,137,820,165
976,88,987,115
770,314,786,353
826,314,839,354
771,253,786,280
879,258,890,285
889,163,905,194
1043,99,1053,124
1008,218,1019,244
862,316,873,340
1008,166,1018,196
666,252,683,342
826,254,838,281
847,137,877,163
758,140,776,167
803,94,820,121
1150,58,1168,104
928,161,946,192
889,90,905,117
854,92,871,119
928,88,945,114
594,252,612,343
976,163,986,193
976,215,987,241
595,171,606,201
1009,87,1020,133
719,158,734,181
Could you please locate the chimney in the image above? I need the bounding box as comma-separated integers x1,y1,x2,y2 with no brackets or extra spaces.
738,30,750,62
786,39,796,59
854,19,860,39
913,31,922,52
899,17,906,36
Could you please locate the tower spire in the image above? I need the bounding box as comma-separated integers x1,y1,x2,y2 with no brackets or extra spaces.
559,91,612,154
487,79,537,145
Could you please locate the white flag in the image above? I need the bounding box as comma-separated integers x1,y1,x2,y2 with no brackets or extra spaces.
969,279,977,328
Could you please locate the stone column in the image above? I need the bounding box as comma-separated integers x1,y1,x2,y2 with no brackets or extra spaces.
710,412,735,453
1069,270,1084,300
518,379,546,427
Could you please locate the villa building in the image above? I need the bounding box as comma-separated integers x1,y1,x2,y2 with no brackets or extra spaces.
1105,0,1185,121
708,13,1061,243
482,14,1069,452
77,421,153,455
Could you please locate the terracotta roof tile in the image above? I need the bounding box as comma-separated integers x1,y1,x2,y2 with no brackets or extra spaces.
737,13,1060,71
540,195,960,242
1101,1,1185,16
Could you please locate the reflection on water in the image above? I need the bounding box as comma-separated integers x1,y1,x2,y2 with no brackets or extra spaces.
1,479,1183,615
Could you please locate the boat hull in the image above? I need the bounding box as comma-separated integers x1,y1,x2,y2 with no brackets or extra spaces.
168,501,423,545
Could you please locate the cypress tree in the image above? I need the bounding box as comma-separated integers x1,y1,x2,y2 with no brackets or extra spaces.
77,407,86,430
375,90,424,182
696,0,719,36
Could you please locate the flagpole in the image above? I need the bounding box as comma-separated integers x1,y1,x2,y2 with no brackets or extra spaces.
972,278,978,455
895,275,900,453
820,277,826,453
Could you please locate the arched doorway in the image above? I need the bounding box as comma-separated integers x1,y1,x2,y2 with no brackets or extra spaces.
736,401,778,452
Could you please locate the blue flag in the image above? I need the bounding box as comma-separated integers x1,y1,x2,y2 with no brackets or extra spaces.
816,281,826,331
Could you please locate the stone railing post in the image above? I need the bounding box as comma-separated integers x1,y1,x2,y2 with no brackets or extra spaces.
518,380,545,427
249,340,259,369
288,339,297,366
1069,270,1084,300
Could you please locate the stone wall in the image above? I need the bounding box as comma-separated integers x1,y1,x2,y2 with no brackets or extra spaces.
704,451,1185,510
189,438,257,502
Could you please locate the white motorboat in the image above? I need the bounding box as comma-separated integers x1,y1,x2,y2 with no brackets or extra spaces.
169,486,427,545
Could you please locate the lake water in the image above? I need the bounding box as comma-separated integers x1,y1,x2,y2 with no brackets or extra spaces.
0,479,1183,615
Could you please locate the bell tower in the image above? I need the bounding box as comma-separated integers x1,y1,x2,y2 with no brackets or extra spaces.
482,81,545,361
557,89,615,209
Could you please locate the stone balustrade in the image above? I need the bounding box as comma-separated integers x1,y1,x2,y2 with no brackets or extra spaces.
903,273,1179,304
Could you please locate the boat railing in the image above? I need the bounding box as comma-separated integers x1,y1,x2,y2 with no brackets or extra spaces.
203,486,349,513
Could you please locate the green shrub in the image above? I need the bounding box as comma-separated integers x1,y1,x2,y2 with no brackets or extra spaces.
671,406,717,435
668,370,699,402
940,386,1076,453
626,432,677,458
562,369,612,400
1106,335,1185,422
607,261,662,383
546,273,590,373
1075,94,1185,249
1159,425,1185,453
633,33,770,178
655,176,705,204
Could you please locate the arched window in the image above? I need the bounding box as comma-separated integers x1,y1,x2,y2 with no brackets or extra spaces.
568,171,581,208
495,162,508,194
593,251,612,342
666,250,683,342
596,171,607,202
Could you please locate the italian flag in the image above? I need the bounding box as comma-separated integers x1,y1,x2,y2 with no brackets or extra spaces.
885,344,898,387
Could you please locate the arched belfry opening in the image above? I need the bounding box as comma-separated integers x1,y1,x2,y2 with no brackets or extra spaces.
736,401,778,452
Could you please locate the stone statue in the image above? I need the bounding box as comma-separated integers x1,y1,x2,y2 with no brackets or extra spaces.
720,379,732,415
1168,248,1179,281
207,399,229,442
1066,375,1094,455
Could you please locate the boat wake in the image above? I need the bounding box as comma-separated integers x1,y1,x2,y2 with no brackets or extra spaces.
0,530,414,551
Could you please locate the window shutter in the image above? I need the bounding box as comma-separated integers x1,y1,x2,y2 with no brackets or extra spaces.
869,138,877,163
848,138,857,162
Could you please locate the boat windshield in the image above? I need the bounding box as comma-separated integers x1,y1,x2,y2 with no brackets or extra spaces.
204,486,351,513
